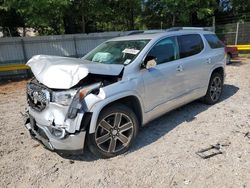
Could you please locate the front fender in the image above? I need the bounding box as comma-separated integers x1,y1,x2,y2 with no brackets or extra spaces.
87,91,144,134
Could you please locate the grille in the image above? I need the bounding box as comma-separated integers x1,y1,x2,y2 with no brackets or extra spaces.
27,82,50,111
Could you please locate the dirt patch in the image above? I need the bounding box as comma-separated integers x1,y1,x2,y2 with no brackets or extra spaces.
0,59,250,187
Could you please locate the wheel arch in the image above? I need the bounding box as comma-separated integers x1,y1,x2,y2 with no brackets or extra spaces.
227,52,232,57
211,66,224,81
202,66,224,104
205,66,225,92
207,65,225,83
88,94,144,134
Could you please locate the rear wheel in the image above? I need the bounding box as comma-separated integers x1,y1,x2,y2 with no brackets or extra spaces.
87,104,139,158
226,53,231,64
202,72,223,105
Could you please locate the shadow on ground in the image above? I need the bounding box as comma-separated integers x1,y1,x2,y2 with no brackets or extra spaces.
227,60,245,67
61,84,239,161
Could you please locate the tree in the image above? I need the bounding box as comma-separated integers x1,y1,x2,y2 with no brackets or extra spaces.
231,0,250,19
141,0,217,29
94,0,142,31
161,0,217,27
0,0,24,36
215,0,250,24
1,0,226,36
142,1,165,29
3,0,70,35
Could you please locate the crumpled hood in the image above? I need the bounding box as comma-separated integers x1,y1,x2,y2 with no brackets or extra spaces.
26,55,124,89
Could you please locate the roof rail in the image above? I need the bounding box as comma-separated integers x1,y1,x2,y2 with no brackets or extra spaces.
126,30,144,35
126,29,166,35
167,27,208,32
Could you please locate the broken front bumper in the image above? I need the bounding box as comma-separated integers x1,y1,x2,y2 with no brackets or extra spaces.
24,113,86,154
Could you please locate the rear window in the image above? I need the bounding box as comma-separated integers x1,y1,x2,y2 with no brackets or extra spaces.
177,34,204,58
204,34,224,49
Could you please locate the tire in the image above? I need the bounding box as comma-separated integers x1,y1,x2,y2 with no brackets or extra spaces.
226,53,231,65
202,72,223,105
87,104,139,158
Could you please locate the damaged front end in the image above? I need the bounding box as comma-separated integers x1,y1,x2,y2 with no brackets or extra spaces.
23,55,123,154
24,79,103,153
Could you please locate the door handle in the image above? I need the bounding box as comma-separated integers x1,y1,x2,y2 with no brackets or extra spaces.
206,58,212,64
176,65,183,72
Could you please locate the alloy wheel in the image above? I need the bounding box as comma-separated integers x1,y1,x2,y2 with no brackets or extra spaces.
95,113,134,153
210,76,222,102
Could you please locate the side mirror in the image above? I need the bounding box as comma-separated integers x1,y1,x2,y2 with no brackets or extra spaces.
141,56,157,69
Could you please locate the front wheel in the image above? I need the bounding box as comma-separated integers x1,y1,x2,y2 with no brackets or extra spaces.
202,72,223,105
87,104,139,158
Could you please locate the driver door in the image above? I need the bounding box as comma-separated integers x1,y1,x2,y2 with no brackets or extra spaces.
141,36,186,113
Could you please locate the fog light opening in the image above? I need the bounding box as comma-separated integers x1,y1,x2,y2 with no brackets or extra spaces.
51,127,65,139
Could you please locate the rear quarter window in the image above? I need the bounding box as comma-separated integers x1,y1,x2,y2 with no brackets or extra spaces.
177,34,204,58
204,34,224,49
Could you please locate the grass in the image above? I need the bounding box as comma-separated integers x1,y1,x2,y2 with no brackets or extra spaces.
239,53,250,58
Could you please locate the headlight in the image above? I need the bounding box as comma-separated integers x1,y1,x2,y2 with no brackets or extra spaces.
52,90,77,106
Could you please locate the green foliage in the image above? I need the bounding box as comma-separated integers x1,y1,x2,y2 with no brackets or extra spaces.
141,0,217,29
3,0,70,35
0,0,24,36
142,0,165,29
231,0,250,19
1,0,249,36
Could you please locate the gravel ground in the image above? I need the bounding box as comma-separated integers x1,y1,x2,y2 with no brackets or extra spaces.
0,58,250,188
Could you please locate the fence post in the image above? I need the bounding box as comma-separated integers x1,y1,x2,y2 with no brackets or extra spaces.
20,38,30,77
21,39,28,62
235,22,239,45
73,36,78,58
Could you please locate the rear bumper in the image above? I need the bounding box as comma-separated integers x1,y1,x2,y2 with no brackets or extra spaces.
231,52,239,59
24,116,86,154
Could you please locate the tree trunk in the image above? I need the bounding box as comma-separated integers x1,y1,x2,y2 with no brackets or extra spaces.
172,14,176,26
23,26,26,37
81,14,86,33
130,6,134,30
81,0,86,33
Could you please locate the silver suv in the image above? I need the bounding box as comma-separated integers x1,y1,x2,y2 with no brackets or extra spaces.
24,29,226,158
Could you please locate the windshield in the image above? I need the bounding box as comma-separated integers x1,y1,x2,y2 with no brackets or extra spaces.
83,40,150,65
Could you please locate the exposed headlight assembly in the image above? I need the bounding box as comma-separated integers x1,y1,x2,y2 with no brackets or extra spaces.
52,89,78,106
67,82,102,119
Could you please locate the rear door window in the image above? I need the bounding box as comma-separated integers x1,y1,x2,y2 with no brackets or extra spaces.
177,34,204,58
204,34,224,49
